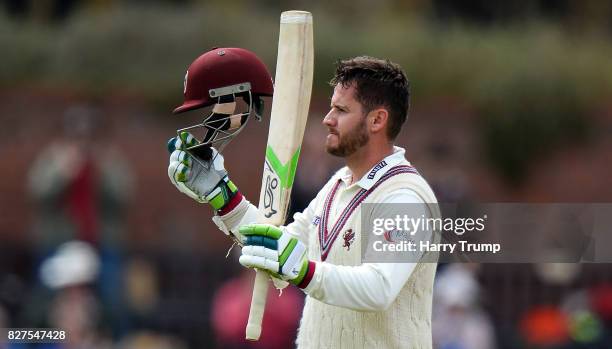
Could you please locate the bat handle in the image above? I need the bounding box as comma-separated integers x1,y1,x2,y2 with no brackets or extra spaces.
245,269,270,340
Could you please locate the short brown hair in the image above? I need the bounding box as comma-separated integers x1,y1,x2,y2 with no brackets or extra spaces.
330,56,410,140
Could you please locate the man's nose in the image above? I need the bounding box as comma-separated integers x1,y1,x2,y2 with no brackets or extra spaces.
323,111,335,126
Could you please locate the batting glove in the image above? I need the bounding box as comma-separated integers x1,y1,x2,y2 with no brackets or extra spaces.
167,131,240,211
239,224,314,287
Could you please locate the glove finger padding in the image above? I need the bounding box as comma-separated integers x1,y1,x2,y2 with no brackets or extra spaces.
167,161,203,203
239,224,309,283
210,148,225,172
169,149,191,165
169,150,193,182
242,245,279,262
166,131,237,209
167,159,181,186
167,131,198,153
240,246,280,271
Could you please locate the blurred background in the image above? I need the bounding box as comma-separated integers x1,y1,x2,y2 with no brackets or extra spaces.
1,0,612,348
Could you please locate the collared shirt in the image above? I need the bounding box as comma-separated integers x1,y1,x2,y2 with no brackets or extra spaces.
297,146,432,311
337,146,408,190
217,146,433,311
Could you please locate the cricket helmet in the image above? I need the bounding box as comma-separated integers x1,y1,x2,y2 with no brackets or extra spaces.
173,47,273,114
173,47,274,158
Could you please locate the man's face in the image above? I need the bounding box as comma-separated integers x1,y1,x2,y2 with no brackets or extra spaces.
323,83,369,157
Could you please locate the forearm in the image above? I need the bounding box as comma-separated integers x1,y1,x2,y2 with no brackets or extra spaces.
300,261,416,311
212,195,259,238
215,193,316,243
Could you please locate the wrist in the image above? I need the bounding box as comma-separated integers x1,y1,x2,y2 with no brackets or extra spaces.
205,176,240,211
217,191,243,215
292,260,316,288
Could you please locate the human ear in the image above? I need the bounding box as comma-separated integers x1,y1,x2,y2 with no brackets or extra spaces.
369,108,388,133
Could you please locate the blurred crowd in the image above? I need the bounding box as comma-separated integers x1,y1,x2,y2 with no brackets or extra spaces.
433,264,612,349
0,103,609,349
0,104,308,349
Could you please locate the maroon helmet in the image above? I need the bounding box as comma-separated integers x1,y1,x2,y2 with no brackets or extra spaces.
174,47,273,114
173,48,274,159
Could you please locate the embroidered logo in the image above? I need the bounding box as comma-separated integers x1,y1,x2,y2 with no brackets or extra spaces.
313,216,321,226
367,160,388,179
343,229,356,250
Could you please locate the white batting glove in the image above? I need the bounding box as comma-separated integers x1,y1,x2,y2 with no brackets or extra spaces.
167,132,240,210
239,224,314,287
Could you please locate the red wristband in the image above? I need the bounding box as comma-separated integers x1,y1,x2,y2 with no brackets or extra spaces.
218,191,243,216
297,261,316,289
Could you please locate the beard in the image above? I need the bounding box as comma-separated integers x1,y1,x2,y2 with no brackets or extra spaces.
326,118,369,157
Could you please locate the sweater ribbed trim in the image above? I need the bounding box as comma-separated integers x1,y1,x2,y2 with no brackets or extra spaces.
319,165,419,261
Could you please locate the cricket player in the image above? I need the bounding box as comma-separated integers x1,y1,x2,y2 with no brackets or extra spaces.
168,52,438,348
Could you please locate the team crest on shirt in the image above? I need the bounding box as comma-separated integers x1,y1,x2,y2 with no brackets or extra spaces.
342,229,356,251
312,215,321,226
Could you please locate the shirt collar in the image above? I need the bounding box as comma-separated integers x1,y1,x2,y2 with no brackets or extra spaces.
337,146,408,190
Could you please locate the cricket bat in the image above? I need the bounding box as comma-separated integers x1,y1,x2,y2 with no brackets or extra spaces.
245,10,313,341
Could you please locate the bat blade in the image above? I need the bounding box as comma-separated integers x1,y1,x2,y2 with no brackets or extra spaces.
245,10,313,341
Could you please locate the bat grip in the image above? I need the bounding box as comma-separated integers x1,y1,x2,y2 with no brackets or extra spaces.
245,269,270,340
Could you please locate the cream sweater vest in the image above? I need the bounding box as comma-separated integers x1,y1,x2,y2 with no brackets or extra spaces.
296,162,439,349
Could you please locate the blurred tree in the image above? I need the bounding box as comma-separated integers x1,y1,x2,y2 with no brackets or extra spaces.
479,77,591,185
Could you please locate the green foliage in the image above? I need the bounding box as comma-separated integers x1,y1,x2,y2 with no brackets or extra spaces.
1,5,611,184
0,4,279,107
479,76,591,184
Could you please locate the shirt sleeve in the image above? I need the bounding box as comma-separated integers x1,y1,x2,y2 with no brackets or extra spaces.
212,196,260,240
214,191,319,245
300,189,432,312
